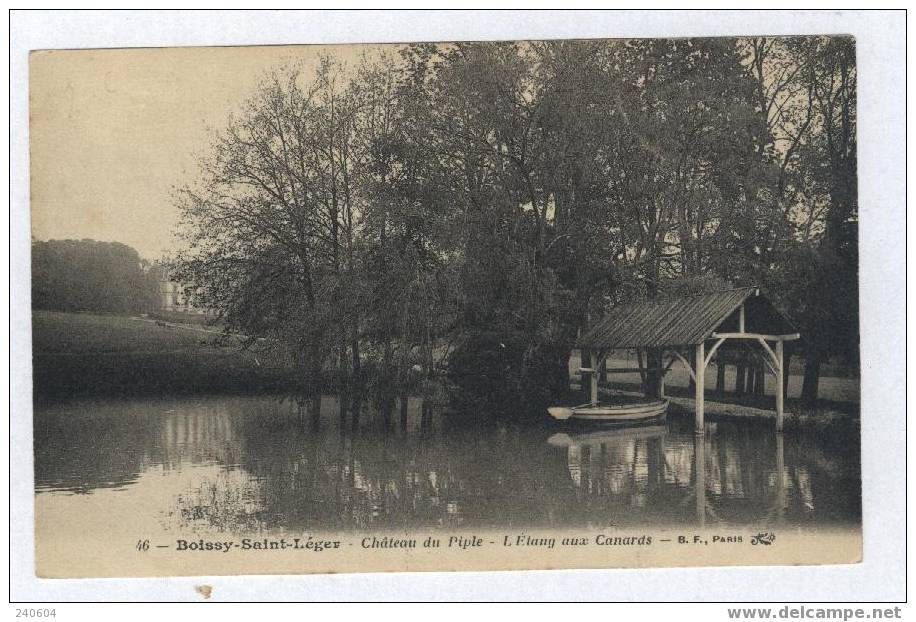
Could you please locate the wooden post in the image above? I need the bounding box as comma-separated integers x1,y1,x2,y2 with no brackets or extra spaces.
695,341,705,434
775,340,784,431
590,350,599,406
738,303,745,333
659,349,666,398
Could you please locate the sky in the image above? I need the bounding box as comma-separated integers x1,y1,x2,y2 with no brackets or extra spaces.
29,43,379,260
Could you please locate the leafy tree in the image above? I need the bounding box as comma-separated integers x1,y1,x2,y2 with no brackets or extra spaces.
172,37,857,411
743,36,858,402
173,61,367,391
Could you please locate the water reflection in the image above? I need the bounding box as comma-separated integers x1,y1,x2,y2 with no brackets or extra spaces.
34,394,861,534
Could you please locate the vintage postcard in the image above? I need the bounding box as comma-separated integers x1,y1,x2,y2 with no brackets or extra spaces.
29,36,862,579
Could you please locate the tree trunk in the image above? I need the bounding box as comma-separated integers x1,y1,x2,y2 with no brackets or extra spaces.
349,387,363,432
646,347,663,398
338,384,349,428
379,389,394,429
350,332,361,383
419,400,433,436
309,394,321,430
305,338,324,394
801,351,821,406
735,362,746,396
782,351,793,401
579,347,591,372
552,347,573,399
715,363,726,395
399,392,409,432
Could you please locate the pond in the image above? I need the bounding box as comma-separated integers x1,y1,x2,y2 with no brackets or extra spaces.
34,394,861,538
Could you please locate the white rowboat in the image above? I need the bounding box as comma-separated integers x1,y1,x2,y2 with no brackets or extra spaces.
547,398,668,424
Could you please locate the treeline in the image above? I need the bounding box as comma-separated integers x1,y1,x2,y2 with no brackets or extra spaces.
174,37,857,411
32,239,159,314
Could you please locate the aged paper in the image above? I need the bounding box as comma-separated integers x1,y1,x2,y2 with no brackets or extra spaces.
30,39,862,579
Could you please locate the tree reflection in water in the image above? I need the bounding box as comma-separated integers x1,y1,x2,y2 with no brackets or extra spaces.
34,394,861,534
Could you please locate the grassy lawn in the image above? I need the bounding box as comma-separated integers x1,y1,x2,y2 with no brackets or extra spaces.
32,311,293,399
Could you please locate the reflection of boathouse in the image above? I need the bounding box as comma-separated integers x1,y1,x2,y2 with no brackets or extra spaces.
549,422,815,527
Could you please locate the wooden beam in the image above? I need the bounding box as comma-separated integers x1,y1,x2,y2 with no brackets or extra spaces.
703,337,727,368
755,337,779,369
695,341,705,433
711,332,800,341
670,350,697,383
635,348,647,387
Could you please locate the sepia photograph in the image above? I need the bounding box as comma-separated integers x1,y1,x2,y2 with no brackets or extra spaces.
10,8,906,605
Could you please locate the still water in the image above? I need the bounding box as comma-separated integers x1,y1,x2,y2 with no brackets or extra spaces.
34,394,861,535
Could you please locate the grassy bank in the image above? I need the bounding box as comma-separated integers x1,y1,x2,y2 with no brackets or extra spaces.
32,311,293,399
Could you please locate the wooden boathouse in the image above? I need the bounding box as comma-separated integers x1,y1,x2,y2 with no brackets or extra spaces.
576,287,800,432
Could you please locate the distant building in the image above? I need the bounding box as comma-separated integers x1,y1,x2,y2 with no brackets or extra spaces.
148,263,214,315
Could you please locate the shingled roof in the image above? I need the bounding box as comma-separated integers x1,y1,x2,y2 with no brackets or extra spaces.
577,287,796,349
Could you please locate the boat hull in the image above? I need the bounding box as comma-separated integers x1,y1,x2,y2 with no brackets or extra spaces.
547,399,668,424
